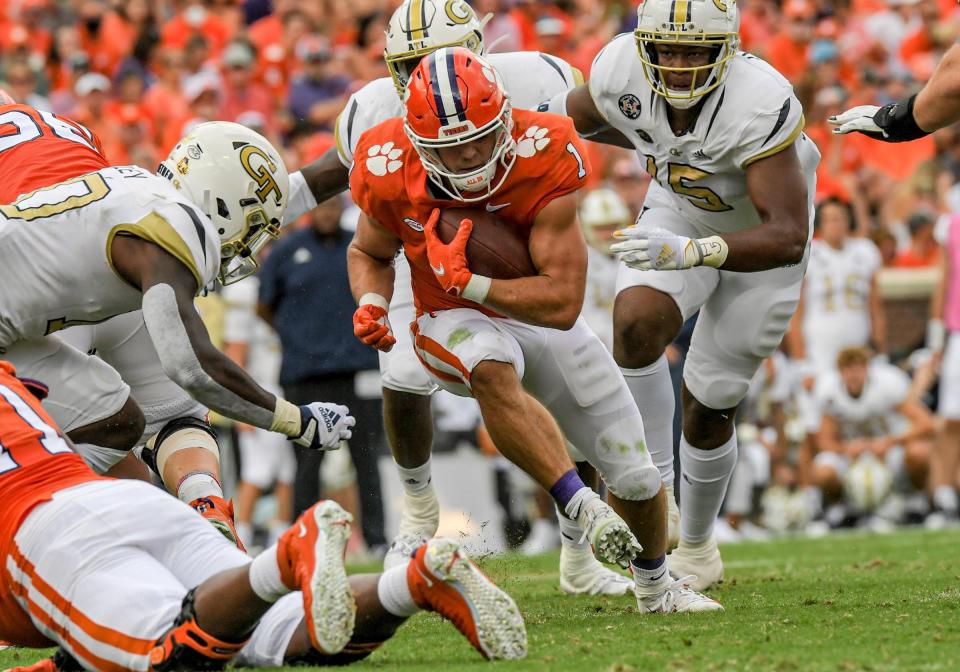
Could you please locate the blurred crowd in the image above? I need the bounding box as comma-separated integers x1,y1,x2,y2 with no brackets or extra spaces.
4,0,960,551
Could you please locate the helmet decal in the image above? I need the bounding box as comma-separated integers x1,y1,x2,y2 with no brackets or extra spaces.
238,144,282,206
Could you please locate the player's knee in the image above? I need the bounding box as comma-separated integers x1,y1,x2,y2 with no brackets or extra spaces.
904,441,931,474
149,589,247,671
470,360,520,403
142,416,220,480
68,395,146,451
603,464,662,501
813,463,841,493
612,313,672,368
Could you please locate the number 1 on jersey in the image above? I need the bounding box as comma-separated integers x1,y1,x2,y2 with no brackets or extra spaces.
565,142,586,179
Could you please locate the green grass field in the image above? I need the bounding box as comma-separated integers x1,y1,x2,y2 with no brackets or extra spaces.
3,528,959,671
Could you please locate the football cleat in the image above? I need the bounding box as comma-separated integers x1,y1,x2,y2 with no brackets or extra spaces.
558,545,634,596
665,483,680,552
277,500,356,655
572,494,642,569
636,575,724,613
149,589,246,671
383,531,428,570
667,536,724,592
407,538,527,660
189,496,246,552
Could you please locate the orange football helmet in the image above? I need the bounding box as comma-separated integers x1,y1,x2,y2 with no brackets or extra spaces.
403,46,516,202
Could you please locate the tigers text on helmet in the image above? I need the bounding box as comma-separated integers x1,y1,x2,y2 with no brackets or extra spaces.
635,0,740,109
384,0,485,97
404,46,516,203
158,121,289,285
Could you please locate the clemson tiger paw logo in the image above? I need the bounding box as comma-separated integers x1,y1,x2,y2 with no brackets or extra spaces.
516,126,551,158
366,142,403,176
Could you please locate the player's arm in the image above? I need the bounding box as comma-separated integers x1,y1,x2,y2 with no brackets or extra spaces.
546,84,635,149
884,397,936,448
285,148,351,224
111,236,353,449
786,287,807,361
868,272,887,355
816,412,844,456
347,213,402,351
830,43,960,141
927,252,949,353
483,193,586,330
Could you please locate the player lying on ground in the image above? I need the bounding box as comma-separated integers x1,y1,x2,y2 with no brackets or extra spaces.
0,107,353,546
544,0,820,590
348,47,722,613
0,361,526,672
278,0,634,593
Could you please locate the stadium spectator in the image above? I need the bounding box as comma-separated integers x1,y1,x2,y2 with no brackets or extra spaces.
161,0,234,53
219,40,275,132
895,210,943,267
142,47,189,146
766,0,816,83
286,36,350,132
2,59,49,110
257,195,386,553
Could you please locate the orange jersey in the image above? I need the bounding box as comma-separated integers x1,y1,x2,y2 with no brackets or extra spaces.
350,108,590,317
0,361,100,645
0,104,108,203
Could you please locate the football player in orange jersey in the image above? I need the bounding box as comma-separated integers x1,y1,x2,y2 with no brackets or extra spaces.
348,47,722,613
0,101,354,547
0,361,526,671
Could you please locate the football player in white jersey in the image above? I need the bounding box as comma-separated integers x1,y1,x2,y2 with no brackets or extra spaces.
813,347,934,523
547,0,821,589
281,0,631,595
0,122,355,482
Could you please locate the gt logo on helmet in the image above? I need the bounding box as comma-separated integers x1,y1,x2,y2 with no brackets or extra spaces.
239,144,282,206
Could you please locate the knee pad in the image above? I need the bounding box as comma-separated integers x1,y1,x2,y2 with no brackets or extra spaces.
142,416,220,478
603,464,662,501
149,589,248,671
286,640,384,667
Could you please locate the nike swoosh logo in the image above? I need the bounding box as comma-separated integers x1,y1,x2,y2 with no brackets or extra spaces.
485,202,510,212
431,263,445,276
298,522,308,538
414,564,434,588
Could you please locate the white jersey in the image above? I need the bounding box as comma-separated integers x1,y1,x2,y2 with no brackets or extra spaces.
802,238,881,372
0,166,219,348
582,247,619,351
814,362,910,441
335,51,581,166
588,34,821,235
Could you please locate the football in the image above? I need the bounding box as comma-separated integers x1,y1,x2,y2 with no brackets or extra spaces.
437,207,537,279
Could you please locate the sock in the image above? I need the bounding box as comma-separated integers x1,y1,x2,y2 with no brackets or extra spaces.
396,459,433,496
679,433,738,545
620,355,676,485
377,564,420,617
76,443,131,474
804,486,824,517
177,471,223,504
933,485,959,514
632,554,668,594
550,469,589,510
236,522,254,549
248,546,289,603
556,505,590,551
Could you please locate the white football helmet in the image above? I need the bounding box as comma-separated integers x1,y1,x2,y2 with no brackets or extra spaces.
635,0,740,109
384,0,485,97
159,121,289,285
580,188,631,252
843,453,893,514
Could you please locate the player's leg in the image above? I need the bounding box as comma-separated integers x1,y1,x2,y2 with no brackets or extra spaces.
521,318,720,613
7,480,265,671
239,537,527,668
673,259,806,589
380,255,442,567
413,309,639,568
612,206,719,551
88,311,244,548
3,336,144,473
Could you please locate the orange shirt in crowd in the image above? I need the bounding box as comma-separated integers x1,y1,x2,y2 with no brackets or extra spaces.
894,245,942,268
764,32,809,83
161,11,233,53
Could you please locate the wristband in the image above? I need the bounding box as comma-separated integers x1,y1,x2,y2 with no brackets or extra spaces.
874,94,930,143
270,397,302,437
696,235,729,269
359,292,389,310
462,274,492,304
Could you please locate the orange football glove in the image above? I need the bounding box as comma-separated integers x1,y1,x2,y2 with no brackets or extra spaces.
422,208,491,303
353,299,396,352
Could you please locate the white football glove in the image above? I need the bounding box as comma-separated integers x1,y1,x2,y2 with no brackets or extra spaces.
610,227,728,270
828,105,883,137
295,402,355,450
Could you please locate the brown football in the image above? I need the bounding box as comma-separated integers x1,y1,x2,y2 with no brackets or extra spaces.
437,207,537,279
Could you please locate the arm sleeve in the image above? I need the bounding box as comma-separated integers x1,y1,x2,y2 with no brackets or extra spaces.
734,91,806,169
